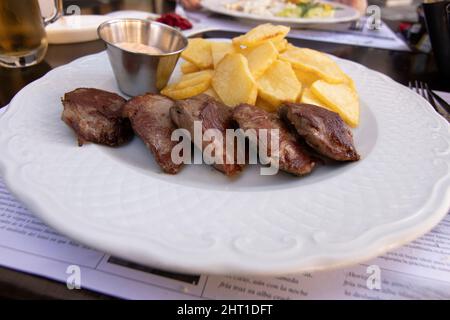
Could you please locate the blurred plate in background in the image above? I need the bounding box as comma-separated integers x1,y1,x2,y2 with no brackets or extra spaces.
46,11,160,44
201,0,360,26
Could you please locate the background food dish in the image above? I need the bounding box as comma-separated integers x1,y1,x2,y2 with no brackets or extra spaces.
201,0,360,26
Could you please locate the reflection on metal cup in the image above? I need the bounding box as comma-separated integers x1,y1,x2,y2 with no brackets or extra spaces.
98,19,188,97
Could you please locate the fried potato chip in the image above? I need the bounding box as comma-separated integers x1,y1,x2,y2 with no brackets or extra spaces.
167,24,360,121
181,61,200,74
272,39,288,52
161,81,210,100
179,69,214,80
181,38,213,69
176,70,213,89
257,59,302,107
211,42,236,68
161,70,212,100
311,80,360,127
344,74,357,92
293,68,320,89
245,41,278,78
212,53,257,106
280,45,346,83
300,88,332,110
233,24,290,48
203,86,220,100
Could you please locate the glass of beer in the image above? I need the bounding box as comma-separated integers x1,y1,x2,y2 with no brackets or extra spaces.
0,0,63,68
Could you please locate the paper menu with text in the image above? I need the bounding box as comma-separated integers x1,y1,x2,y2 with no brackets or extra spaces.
0,178,449,300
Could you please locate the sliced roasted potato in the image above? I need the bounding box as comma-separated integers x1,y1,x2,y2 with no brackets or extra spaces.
233,23,290,48
211,42,236,68
177,70,213,89
233,42,247,54
212,53,257,106
181,38,213,69
203,86,220,100
169,25,360,122
280,46,346,83
344,74,357,92
162,70,212,99
300,88,332,110
161,81,210,100
257,59,302,107
311,80,360,127
181,61,200,74
293,68,320,89
272,38,288,53
179,69,214,80
245,41,278,78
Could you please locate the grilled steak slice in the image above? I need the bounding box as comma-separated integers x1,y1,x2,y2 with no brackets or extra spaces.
170,94,243,176
233,104,315,176
61,88,132,147
279,103,360,161
123,94,183,175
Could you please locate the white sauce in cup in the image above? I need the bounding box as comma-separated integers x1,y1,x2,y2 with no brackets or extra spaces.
115,42,164,55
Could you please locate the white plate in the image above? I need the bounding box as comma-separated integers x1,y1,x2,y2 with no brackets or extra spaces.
0,46,449,275
201,0,360,26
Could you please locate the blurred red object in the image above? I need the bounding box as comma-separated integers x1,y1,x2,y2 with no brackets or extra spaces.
156,13,192,30
398,22,412,33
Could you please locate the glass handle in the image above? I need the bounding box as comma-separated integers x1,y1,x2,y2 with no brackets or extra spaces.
43,0,64,26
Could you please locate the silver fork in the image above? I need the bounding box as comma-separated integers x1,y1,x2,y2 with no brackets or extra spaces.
408,80,450,122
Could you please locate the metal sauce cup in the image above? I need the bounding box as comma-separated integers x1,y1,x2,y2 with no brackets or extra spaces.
98,19,188,97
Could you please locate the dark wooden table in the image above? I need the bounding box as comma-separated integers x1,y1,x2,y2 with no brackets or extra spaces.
1,6,449,300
